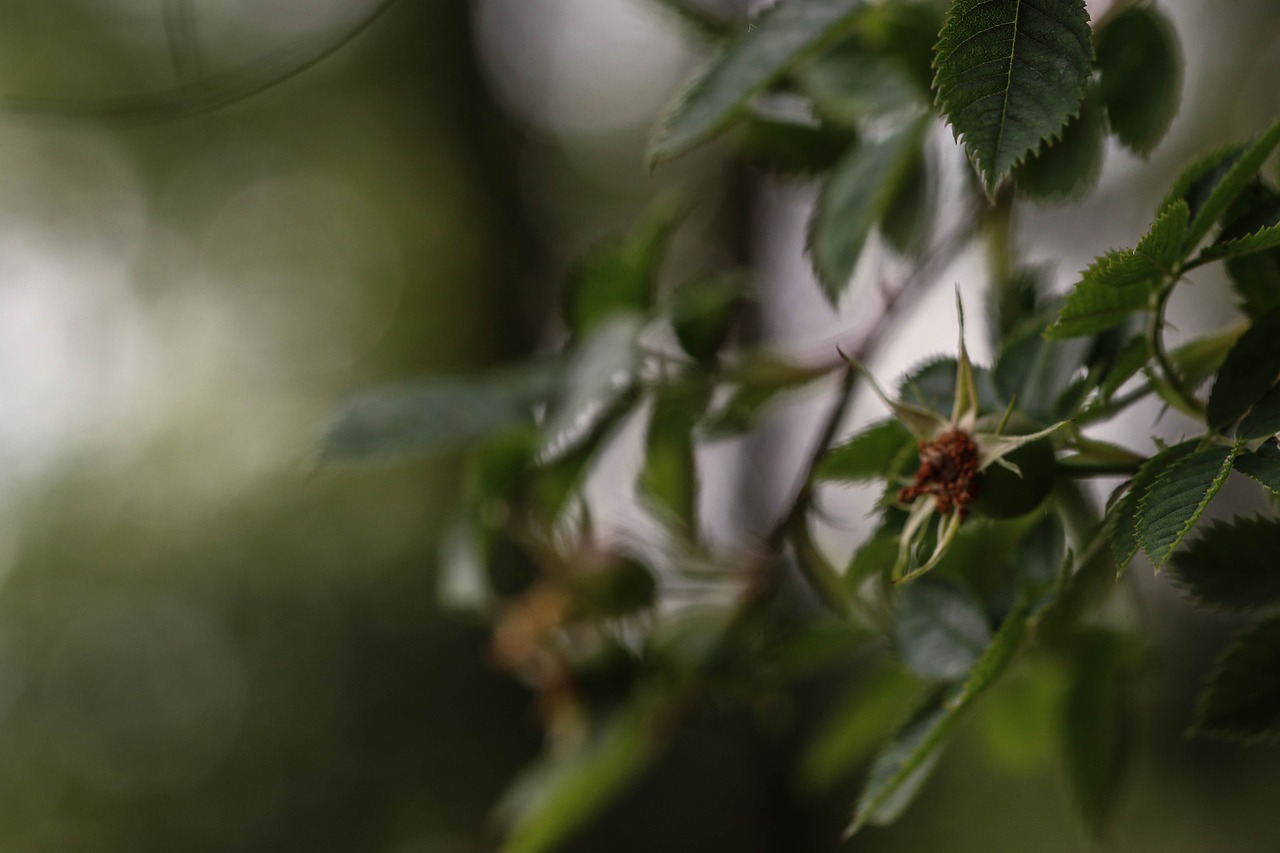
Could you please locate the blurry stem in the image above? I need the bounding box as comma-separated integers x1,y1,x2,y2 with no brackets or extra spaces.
985,183,1017,339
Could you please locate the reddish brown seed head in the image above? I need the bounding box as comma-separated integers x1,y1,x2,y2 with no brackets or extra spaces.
897,428,981,519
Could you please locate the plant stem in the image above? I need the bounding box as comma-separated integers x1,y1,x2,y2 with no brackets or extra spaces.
1148,282,1207,417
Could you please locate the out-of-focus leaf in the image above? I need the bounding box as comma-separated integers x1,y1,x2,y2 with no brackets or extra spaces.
650,0,736,40
1227,251,1280,319
845,528,901,590
1170,517,1280,612
1110,440,1198,574
994,321,1092,422
498,706,664,853
648,0,868,163
730,113,855,174
896,356,1002,416
1192,615,1280,744
893,579,991,682
1096,3,1182,156
933,0,1093,194
807,118,927,303
1136,443,1238,570
817,419,913,483
796,39,926,126
1062,630,1135,838
699,355,834,437
1012,92,1105,201
881,145,933,256
565,203,681,336
1207,306,1280,431
639,384,709,531
544,314,642,446
438,517,493,613
1233,439,1280,492
1100,335,1150,400
321,363,559,464
1170,323,1247,394
669,273,750,364
848,601,1031,834
802,665,923,791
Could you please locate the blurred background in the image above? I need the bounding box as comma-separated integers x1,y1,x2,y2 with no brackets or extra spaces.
0,0,1278,850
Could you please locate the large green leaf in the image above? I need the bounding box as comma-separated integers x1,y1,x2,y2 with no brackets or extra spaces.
847,601,1031,835
893,579,992,682
1136,443,1238,569
933,0,1094,194
1062,631,1134,838
1234,440,1280,492
1170,517,1280,612
808,118,928,302
1110,441,1198,574
817,419,914,482
321,363,558,464
1206,306,1280,431
1095,3,1182,156
1012,90,1105,201
649,0,867,163
1193,615,1280,744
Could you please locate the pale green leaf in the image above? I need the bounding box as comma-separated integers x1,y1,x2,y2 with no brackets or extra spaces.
1096,3,1182,156
649,0,867,163
808,118,927,302
1136,443,1238,569
933,0,1094,194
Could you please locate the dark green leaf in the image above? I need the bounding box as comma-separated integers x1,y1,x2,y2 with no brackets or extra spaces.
1234,440,1280,492
897,356,1002,415
817,419,913,483
1237,383,1280,439
881,145,933,256
933,0,1093,194
1110,440,1198,574
1012,92,1105,201
321,364,558,464
1100,335,1150,400
1169,325,1246,394
565,204,681,336
1096,3,1182,156
808,118,927,302
1195,226,1280,267
1192,615,1280,744
1207,306,1280,431
1063,631,1134,838
1136,443,1238,569
849,600,1031,834
845,528,901,590
1169,517,1280,612
730,114,855,174
669,273,750,364
649,0,868,163
1226,251,1280,319
894,579,991,682
498,707,662,853
994,322,1092,421
1173,119,1280,254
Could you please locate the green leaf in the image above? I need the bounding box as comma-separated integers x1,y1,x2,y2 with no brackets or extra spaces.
817,419,913,482
1043,280,1151,340
896,356,1002,416
845,528,903,590
796,38,927,127
1227,251,1280,320
848,601,1031,835
933,0,1094,194
1110,440,1198,574
1207,306,1280,431
639,385,708,530
1100,334,1150,400
1012,91,1105,201
808,118,928,302
699,355,834,437
1136,443,1238,570
498,707,662,853
730,114,855,174
1237,384,1280,439
321,363,558,464
1062,631,1134,838
994,322,1092,422
801,665,923,791
881,145,934,257
1170,517,1280,612
648,0,868,163
1194,224,1280,266
669,273,750,364
894,579,992,682
1095,3,1182,156
1171,119,1280,254
1233,440,1280,492
1192,615,1280,744
565,203,681,336
1170,324,1247,394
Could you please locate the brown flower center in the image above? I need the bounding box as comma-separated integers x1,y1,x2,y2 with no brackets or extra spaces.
898,428,981,519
